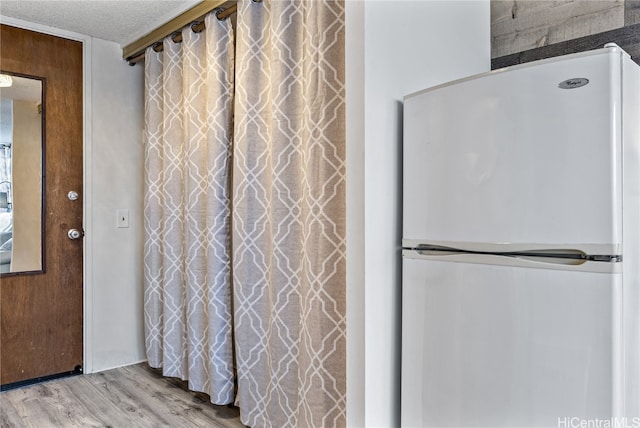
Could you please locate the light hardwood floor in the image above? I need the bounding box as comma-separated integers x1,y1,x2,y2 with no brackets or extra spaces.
0,363,247,428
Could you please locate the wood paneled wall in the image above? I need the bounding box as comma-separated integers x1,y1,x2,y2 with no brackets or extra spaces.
491,0,640,68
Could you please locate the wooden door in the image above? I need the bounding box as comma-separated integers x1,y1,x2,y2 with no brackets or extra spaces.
0,25,83,386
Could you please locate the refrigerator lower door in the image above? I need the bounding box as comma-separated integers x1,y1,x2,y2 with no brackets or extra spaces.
401,253,622,428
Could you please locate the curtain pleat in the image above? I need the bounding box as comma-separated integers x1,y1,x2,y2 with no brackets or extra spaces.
143,13,235,405
233,1,347,427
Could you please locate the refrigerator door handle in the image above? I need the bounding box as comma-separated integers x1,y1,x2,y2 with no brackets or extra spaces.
415,248,586,266
405,246,622,273
413,244,621,263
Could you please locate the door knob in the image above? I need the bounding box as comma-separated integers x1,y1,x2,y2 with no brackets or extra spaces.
68,229,82,240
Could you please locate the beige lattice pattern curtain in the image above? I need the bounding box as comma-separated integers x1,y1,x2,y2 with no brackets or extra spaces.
143,1,346,426
143,13,236,405
233,1,347,427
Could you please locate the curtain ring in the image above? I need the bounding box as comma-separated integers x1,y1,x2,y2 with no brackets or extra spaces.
191,20,204,33
152,42,163,52
252,0,263,3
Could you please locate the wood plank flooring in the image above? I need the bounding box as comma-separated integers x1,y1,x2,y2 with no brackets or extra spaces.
0,363,247,428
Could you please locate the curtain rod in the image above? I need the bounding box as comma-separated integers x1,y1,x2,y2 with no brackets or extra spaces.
123,0,237,65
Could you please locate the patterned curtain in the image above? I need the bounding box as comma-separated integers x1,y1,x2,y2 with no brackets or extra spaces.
233,1,347,427
143,12,235,405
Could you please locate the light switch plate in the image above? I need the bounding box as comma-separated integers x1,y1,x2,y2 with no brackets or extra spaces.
117,209,129,228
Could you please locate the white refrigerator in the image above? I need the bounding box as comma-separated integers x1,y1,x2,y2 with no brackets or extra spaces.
401,44,640,427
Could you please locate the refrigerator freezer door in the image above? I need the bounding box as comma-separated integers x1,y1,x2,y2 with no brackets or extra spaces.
401,254,622,428
403,49,622,249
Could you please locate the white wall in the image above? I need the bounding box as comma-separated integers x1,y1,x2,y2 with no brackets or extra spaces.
87,37,146,372
346,2,365,427
346,1,490,426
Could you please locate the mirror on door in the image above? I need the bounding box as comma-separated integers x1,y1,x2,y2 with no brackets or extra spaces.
0,72,44,275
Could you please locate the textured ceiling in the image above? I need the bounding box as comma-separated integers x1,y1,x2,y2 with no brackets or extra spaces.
0,0,200,46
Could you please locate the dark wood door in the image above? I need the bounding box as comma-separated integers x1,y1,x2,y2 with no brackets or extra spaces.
0,25,83,386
